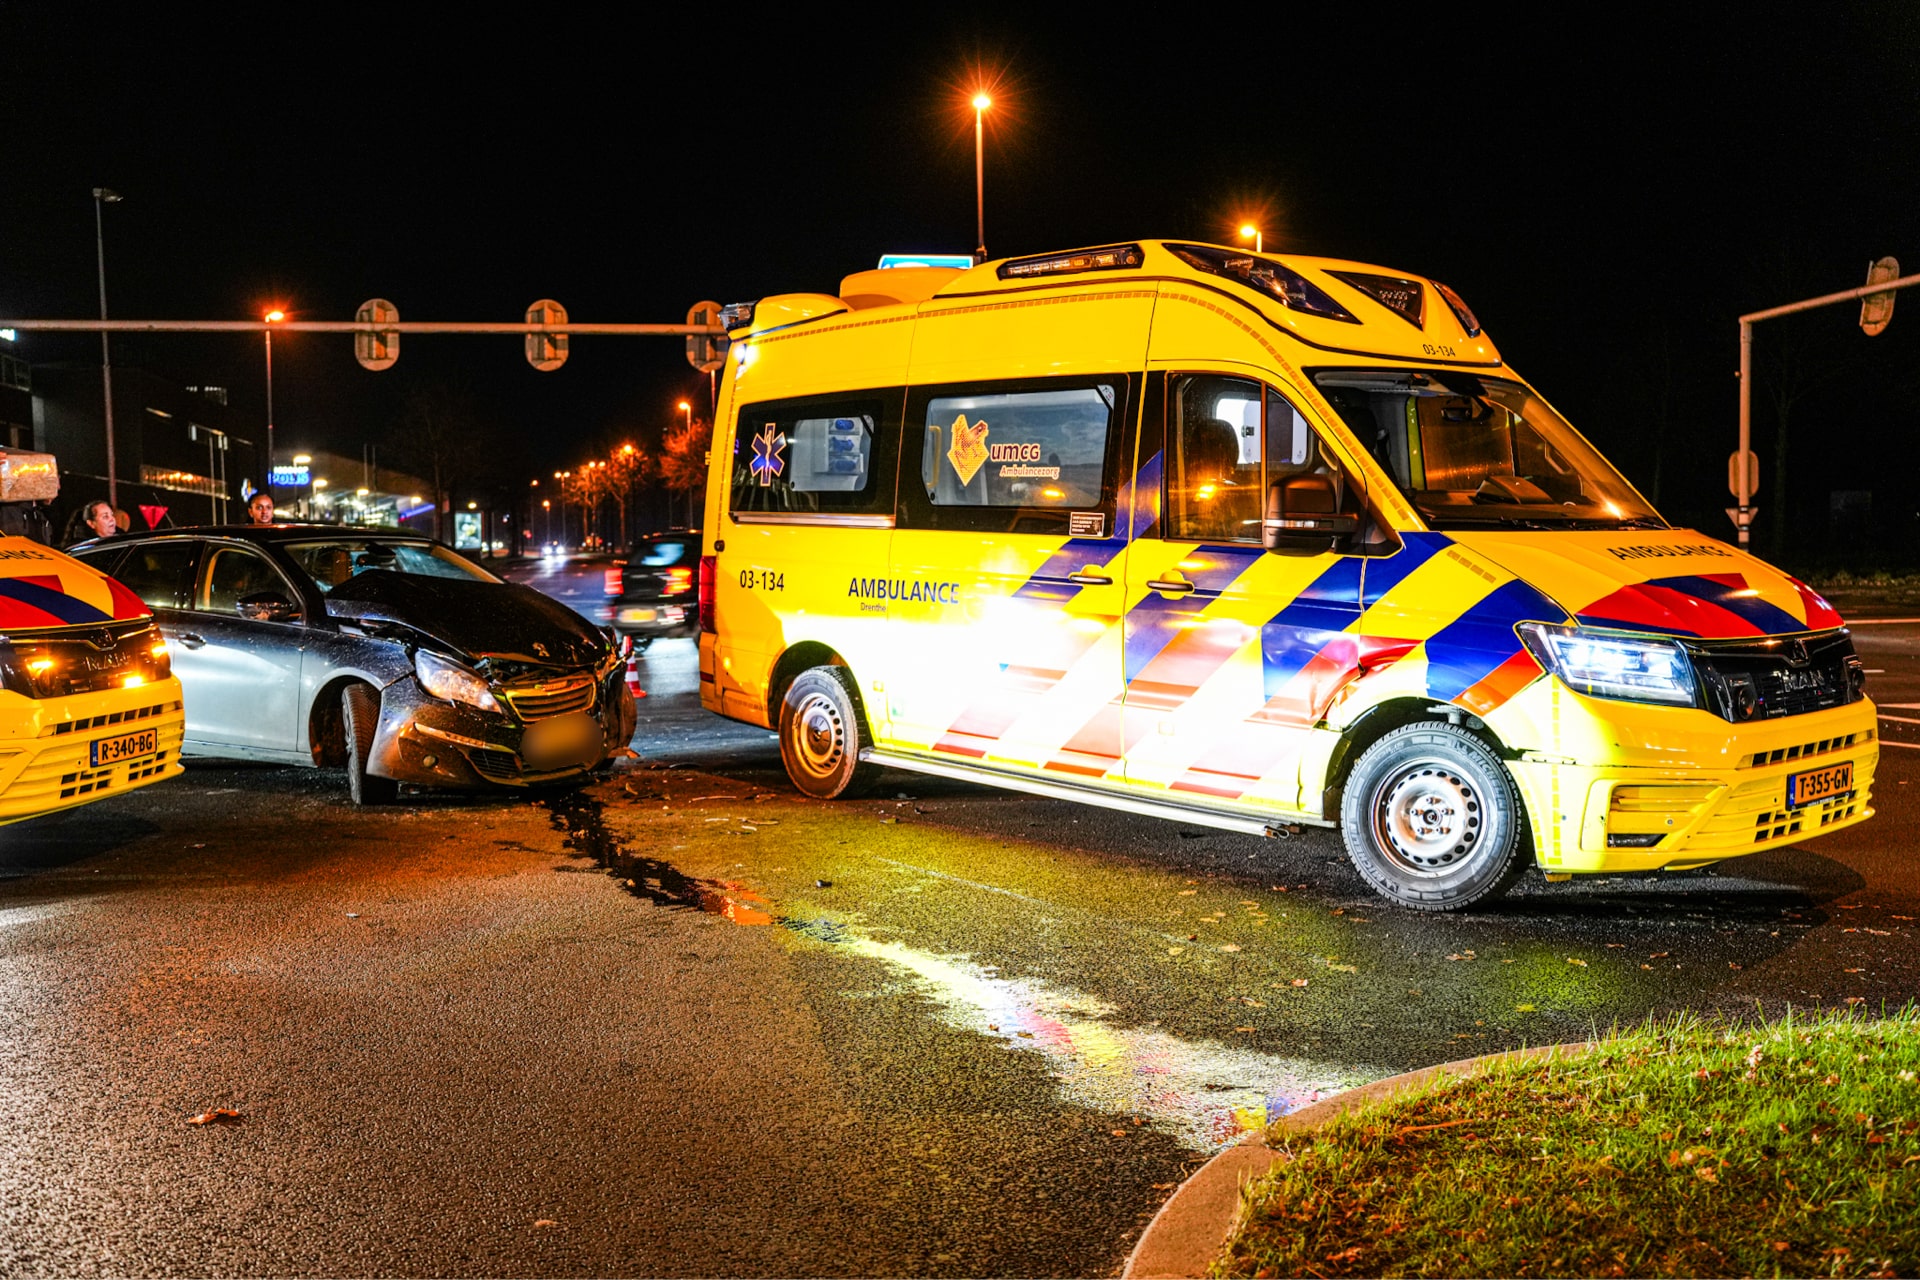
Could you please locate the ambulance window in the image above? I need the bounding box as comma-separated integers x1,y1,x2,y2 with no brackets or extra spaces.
921,385,1115,511
1168,375,1264,542
729,395,894,518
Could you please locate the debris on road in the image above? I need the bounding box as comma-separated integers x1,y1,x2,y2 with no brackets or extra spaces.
185,1109,241,1126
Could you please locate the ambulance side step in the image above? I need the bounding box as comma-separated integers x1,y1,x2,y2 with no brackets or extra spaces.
858,749,1332,838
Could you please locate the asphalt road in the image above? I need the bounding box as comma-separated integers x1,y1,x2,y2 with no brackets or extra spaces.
4,579,1917,1276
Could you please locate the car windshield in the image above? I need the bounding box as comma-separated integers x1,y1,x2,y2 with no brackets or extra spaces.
283,539,499,593
1311,369,1666,530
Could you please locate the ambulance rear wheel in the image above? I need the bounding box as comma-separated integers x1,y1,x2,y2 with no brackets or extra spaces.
1340,722,1526,911
779,666,878,800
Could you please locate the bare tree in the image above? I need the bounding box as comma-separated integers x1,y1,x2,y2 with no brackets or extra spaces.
393,384,481,543
659,417,712,529
603,443,652,549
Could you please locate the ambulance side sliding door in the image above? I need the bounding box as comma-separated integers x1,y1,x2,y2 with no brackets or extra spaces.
885,375,1134,773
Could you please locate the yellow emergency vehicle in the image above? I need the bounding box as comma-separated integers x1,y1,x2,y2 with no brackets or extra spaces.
696,241,1875,910
0,535,185,823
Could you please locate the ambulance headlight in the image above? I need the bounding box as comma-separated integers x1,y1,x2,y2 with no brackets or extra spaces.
1518,623,1697,707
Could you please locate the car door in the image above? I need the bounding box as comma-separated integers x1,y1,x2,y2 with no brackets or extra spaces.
171,541,305,755
1120,373,1369,811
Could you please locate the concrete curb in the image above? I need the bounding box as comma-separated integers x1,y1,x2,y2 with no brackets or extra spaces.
1121,1042,1593,1279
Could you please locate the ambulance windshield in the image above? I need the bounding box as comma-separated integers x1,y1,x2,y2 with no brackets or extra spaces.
1312,370,1665,530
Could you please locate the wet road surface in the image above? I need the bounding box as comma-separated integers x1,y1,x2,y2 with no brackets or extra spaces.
3,611,1917,1275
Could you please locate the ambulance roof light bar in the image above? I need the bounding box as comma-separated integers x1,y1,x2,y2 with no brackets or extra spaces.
997,243,1144,281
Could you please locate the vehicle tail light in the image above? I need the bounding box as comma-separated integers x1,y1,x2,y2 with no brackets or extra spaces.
603,566,624,596
698,555,717,634
664,566,693,596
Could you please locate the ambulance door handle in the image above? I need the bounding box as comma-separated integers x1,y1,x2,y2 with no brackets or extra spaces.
1146,578,1195,596
177,633,206,650
1066,569,1113,586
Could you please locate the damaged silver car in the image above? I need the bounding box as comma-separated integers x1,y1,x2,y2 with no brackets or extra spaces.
68,526,636,803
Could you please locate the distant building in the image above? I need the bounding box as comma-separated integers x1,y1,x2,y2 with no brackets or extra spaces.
27,361,259,537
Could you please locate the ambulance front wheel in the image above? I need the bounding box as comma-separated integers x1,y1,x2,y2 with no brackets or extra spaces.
1340,722,1527,911
779,666,879,800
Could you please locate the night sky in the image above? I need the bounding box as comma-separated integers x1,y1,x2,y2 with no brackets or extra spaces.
4,4,1918,562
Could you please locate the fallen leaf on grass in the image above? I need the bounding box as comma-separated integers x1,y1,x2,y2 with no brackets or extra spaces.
1847,997,1866,1006
1729,962,1744,970
1846,968,1866,973
1220,943,1242,953
533,1219,559,1229
1650,951,1671,959
1167,947,1185,956
1291,978,1310,988
1234,1026,1256,1033
1566,957,1587,967
1179,889,1197,896
1328,963,1357,973
1515,1003,1537,1012
186,1109,241,1126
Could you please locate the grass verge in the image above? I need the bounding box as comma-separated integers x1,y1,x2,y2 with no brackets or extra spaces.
1218,1009,1920,1278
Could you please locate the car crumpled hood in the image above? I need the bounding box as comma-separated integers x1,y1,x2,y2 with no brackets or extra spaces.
323,570,610,666
1449,529,1845,639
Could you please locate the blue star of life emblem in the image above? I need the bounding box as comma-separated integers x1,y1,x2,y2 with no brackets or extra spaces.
751,425,787,486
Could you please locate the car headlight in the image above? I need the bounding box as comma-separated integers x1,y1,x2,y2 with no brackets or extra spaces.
1517,622,1697,707
414,650,500,713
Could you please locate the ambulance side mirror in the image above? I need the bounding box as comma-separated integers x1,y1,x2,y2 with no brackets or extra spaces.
1259,470,1367,552
1264,475,1357,552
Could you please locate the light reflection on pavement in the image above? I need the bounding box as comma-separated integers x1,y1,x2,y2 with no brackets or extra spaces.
795,922,1374,1150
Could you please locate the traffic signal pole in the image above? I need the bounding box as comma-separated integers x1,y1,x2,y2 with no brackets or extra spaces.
1733,266,1920,546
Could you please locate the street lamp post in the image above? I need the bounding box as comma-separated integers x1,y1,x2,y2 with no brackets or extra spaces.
262,309,284,486
1238,223,1262,253
972,93,991,262
675,401,692,528
91,187,122,507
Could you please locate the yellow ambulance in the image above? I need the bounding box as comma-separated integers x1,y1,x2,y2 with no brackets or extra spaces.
0,535,185,823
695,241,1874,910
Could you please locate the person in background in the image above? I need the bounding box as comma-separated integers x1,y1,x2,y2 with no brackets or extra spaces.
247,492,275,525
63,498,120,545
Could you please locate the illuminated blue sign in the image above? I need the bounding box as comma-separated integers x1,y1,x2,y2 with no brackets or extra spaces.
269,464,310,487
876,253,976,270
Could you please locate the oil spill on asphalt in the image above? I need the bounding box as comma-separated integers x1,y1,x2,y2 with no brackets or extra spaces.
544,788,773,923
544,787,1376,1151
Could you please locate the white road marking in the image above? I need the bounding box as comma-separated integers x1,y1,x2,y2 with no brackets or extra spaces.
1847,618,1920,626
1877,715,1920,725
1878,740,1920,750
1877,702,1920,709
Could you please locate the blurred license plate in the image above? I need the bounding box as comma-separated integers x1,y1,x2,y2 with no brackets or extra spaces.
1787,761,1852,807
618,607,658,624
91,728,158,768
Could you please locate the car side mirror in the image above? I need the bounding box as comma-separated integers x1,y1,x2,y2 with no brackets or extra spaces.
237,590,300,623
1264,475,1358,552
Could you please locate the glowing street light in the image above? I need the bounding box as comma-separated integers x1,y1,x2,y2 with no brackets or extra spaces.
1238,223,1262,253
972,92,992,262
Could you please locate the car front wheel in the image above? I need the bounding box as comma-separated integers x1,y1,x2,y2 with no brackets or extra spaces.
1340,721,1527,911
342,683,399,806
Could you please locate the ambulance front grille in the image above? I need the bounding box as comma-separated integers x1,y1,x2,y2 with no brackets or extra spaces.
1740,730,1871,769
